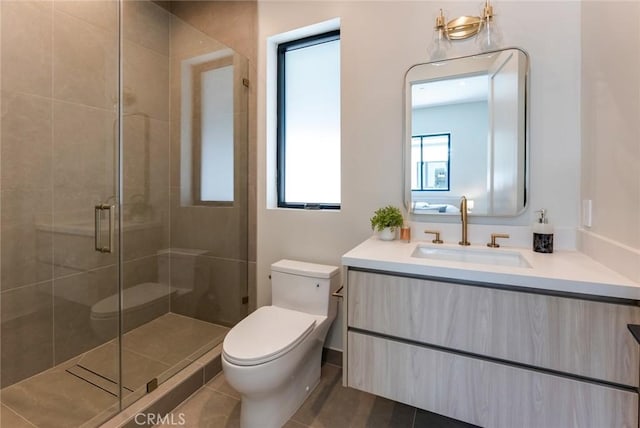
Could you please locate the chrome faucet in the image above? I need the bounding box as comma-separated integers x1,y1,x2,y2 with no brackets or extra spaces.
459,196,470,246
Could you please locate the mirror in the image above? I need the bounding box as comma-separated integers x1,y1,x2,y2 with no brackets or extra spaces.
404,48,529,216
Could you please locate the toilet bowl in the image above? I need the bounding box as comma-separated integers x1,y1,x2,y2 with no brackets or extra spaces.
222,259,341,428
90,282,176,339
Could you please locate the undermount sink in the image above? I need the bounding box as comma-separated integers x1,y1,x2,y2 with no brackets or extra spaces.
411,245,532,268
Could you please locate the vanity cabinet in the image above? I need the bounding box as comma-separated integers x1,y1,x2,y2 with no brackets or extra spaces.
344,268,640,428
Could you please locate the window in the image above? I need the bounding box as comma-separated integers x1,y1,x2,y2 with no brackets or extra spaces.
411,133,450,191
192,56,235,205
277,30,340,209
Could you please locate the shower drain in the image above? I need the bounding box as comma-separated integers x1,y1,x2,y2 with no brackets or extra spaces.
66,364,134,397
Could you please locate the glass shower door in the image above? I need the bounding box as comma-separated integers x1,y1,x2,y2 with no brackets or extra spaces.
117,2,249,401
0,0,123,426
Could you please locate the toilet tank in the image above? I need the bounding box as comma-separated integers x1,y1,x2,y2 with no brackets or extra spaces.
271,259,341,316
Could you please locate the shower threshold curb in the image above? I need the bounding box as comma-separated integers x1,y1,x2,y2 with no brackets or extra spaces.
98,344,223,428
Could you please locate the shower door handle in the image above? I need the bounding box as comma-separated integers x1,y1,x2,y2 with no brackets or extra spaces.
94,204,115,253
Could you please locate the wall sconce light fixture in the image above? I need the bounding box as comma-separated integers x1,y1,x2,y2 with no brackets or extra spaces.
429,0,502,60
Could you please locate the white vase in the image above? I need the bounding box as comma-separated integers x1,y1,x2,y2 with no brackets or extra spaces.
378,227,396,241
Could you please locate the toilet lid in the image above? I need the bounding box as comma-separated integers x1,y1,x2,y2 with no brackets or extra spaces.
222,306,316,366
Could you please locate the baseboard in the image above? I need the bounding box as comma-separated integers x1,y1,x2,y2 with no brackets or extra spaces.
322,347,343,367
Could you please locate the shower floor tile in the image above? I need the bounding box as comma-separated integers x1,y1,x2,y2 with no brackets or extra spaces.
1,404,37,428
0,359,118,428
122,313,228,367
77,341,172,392
0,313,227,428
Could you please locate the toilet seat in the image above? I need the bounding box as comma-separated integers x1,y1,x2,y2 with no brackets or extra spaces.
223,306,316,366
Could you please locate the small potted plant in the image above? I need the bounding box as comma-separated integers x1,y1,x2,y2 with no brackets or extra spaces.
370,205,404,241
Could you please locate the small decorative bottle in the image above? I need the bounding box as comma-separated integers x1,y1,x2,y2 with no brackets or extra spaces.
533,209,554,253
400,224,411,243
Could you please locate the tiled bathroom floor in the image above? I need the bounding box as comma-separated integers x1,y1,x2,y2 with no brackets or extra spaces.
0,313,228,428
155,362,478,428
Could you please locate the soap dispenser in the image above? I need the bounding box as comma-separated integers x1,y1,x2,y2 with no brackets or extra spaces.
533,209,554,253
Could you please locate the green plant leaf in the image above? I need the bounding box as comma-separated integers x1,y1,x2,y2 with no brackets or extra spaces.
370,205,404,232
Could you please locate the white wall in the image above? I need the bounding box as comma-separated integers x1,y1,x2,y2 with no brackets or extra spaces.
257,1,582,350
580,1,640,282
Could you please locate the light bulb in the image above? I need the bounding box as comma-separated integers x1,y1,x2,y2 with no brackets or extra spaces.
477,17,502,51
429,9,451,61
429,28,450,61
477,0,502,52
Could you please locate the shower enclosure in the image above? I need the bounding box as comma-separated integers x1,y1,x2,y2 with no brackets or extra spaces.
0,1,249,426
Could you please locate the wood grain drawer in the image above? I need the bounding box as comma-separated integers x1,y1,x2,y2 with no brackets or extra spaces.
347,270,640,387
347,331,638,428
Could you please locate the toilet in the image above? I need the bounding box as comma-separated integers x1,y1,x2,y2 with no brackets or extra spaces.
222,259,341,428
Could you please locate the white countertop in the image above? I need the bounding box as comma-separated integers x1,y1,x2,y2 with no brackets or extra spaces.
342,238,640,300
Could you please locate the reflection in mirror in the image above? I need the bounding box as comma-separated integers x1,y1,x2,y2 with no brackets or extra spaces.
411,134,450,192
404,48,528,216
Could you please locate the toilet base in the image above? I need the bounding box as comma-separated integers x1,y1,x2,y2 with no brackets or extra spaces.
239,340,322,428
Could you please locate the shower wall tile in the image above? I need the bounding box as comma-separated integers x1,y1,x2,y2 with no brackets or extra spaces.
122,115,171,248
53,265,117,310
169,15,228,61
123,115,155,202
52,265,118,364
49,91,117,279
167,17,232,190
1,189,53,291
1,1,53,98
47,229,117,278
167,249,210,293
1,189,52,227
169,187,248,261
248,261,256,312
147,122,172,250
167,4,256,325
123,40,170,121
123,0,170,56
121,223,165,262
1,189,54,291
54,0,117,33
169,93,182,189
52,191,111,226
122,255,161,289
171,257,247,327
1,281,54,387
170,1,257,62
52,100,116,205
53,9,118,110
1,91,55,293
41,224,162,280
234,108,249,194
248,62,257,265
1,92,53,191
1,223,53,291
233,54,250,116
